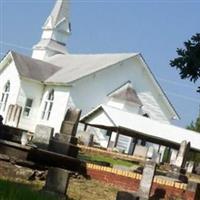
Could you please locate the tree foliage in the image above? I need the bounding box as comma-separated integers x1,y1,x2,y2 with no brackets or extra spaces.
187,116,200,133
187,116,200,162
170,33,200,92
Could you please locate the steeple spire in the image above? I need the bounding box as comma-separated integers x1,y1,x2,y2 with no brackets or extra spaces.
32,0,71,60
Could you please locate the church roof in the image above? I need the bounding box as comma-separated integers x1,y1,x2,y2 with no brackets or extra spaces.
0,51,178,120
10,51,61,82
107,81,143,106
4,51,138,84
45,53,138,83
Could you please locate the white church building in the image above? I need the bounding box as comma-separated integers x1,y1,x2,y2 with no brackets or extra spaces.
1,0,199,157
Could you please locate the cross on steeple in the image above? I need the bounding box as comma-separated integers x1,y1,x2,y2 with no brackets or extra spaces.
32,0,71,60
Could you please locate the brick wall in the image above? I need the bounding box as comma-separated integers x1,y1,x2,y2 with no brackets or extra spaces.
86,163,198,200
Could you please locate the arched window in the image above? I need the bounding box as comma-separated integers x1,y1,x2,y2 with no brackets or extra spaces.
0,81,10,112
41,89,54,120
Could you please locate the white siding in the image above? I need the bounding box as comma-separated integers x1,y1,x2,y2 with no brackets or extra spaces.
0,60,20,121
38,85,70,133
17,79,44,132
70,57,171,124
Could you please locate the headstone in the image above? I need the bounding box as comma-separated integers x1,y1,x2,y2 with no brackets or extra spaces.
146,146,154,159
21,131,28,145
186,161,194,173
128,138,136,155
60,108,81,136
170,149,178,165
116,191,139,200
167,141,190,182
151,152,161,164
43,167,70,200
174,141,190,168
195,163,200,175
137,161,156,200
32,124,54,148
87,134,94,147
48,139,79,158
55,133,78,145
133,145,148,158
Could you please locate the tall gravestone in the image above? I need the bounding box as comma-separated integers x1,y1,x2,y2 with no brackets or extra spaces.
44,108,82,199
137,161,156,200
48,108,81,158
174,140,190,168
168,140,190,181
116,160,157,200
43,167,70,200
60,108,81,137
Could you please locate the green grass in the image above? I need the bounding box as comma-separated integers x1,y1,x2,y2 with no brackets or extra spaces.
0,179,57,200
78,152,135,167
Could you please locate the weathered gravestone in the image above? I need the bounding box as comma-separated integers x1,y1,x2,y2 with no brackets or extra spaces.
195,163,200,175
32,124,54,149
133,145,148,159
87,134,94,147
32,108,82,199
167,140,190,182
60,107,81,137
116,191,139,200
186,161,194,174
42,167,70,200
48,108,81,157
137,161,157,200
174,140,190,168
116,160,157,200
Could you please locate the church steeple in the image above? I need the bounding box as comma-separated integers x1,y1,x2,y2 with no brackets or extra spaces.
32,0,71,60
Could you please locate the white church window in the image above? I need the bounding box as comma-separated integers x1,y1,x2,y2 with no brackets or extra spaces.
41,89,54,120
23,98,33,117
0,81,10,112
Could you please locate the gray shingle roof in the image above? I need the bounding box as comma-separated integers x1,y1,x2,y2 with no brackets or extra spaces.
11,51,61,82
9,51,138,84
45,53,138,83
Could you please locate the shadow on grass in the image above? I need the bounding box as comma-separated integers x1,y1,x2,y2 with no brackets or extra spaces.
0,179,57,200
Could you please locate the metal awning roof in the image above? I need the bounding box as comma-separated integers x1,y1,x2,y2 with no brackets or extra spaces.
81,105,200,152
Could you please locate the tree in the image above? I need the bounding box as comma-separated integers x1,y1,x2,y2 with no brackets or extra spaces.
187,115,200,163
187,116,200,132
170,33,200,92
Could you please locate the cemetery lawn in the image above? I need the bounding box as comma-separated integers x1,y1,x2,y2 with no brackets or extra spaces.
78,151,136,167
68,176,118,200
0,177,118,200
0,179,57,200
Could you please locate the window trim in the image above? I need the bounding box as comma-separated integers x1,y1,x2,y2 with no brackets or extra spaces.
41,89,54,121
23,98,34,118
0,81,10,113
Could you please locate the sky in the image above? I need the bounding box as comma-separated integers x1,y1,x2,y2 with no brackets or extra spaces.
0,0,199,128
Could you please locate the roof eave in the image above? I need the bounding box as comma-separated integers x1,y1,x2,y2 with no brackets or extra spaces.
138,53,180,120
44,81,73,87
0,51,13,72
